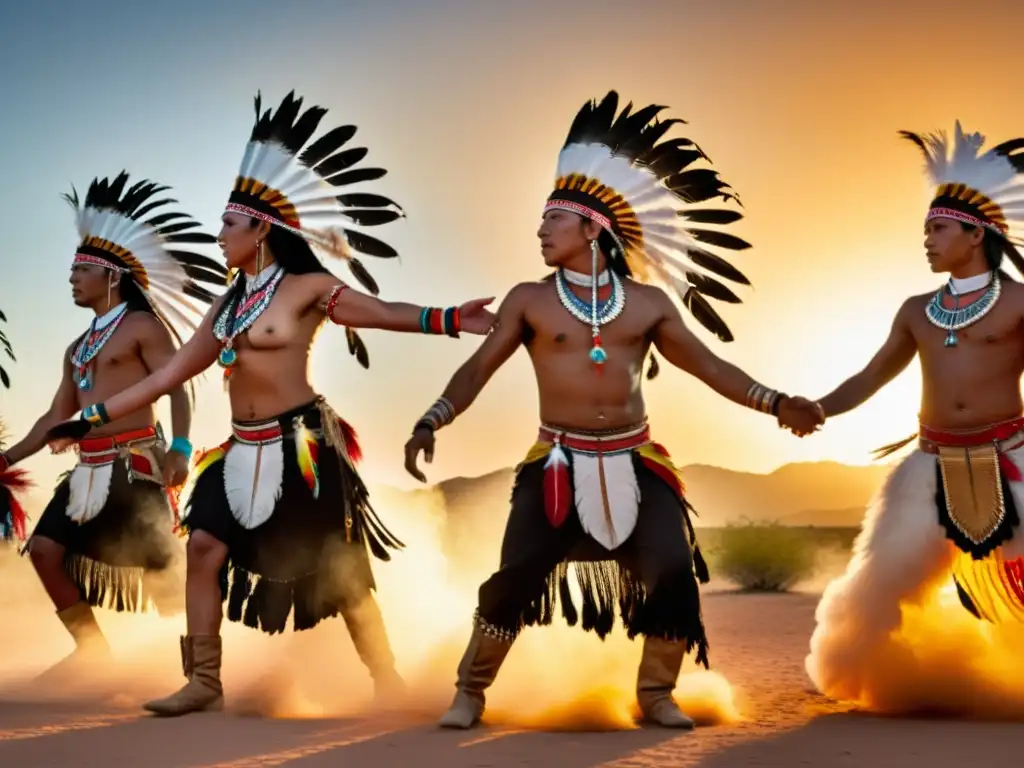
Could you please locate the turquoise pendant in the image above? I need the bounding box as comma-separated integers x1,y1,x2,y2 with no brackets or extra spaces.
589,345,607,364
218,347,237,368
944,332,958,348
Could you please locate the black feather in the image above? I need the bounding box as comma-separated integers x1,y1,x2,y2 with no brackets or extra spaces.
682,289,733,342
327,167,388,187
688,228,752,251
667,169,739,204
315,147,369,177
344,230,398,258
0,367,9,389
348,258,380,295
0,309,6,321
897,130,929,153
165,232,219,244
685,271,742,303
169,250,229,277
688,248,751,285
342,208,403,226
155,220,202,236
991,137,1024,157
645,351,660,380
336,193,403,211
346,328,370,368
679,209,743,225
299,125,358,167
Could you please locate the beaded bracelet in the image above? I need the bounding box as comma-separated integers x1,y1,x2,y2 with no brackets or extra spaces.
82,403,111,427
745,383,786,417
418,307,461,337
325,284,349,325
169,436,193,461
414,396,457,432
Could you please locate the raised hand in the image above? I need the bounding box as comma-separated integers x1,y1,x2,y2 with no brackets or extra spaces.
403,426,436,483
458,298,497,335
778,396,825,437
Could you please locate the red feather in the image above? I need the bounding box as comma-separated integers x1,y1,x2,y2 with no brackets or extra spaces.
543,444,571,528
338,418,362,464
0,467,33,542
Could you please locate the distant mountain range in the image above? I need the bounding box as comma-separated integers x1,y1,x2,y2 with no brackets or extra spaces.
388,460,890,528
367,460,891,579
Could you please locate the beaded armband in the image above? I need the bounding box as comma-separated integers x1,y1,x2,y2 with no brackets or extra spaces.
325,284,349,325
418,307,461,337
82,403,111,427
414,396,456,433
745,383,786,417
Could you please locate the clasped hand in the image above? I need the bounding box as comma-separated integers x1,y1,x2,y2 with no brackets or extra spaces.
777,396,825,437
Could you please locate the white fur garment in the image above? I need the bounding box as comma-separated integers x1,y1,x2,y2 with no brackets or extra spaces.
806,445,1024,702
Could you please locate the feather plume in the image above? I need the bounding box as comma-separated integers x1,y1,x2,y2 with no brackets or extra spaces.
543,443,571,528
546,91,751,342
571,451,640,551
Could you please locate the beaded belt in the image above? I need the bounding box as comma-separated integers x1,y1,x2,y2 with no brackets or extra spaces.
78,426,160,465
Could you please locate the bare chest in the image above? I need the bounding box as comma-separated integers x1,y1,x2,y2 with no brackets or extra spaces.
527,295,655,352
913,298,1024,360
222,291,314,353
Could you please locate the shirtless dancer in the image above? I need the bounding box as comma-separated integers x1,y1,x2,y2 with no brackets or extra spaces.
806,123,1024,703
405,92,824,729
0,173,226,679
47,90,497,716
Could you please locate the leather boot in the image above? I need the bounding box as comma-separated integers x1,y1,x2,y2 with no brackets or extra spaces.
341,595,406,703
36,602,112,682
143,635,224,716
636,636,695,729
438,620,513,729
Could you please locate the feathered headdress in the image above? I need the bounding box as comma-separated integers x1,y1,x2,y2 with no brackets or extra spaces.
544,91,752,342
901,121,1024,271
64,172,229,344
225,90,405,298
0,308,12,389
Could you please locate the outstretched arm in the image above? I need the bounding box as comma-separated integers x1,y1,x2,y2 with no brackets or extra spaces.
651,289,790,414
403,283,530,481
302,273,495,336
817,299,918,418
0,344,79,468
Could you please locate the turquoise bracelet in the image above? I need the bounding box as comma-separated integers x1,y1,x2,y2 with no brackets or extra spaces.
81,403,110,427
170,436,193,460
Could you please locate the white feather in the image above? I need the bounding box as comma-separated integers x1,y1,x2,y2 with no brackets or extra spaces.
570,450,640,551
223,439,284,530
66,462,114,524
916,121,1018,202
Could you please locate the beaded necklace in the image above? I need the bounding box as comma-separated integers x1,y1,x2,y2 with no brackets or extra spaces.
213,266,285,381
70,302,129,391
554,267,626,364
924,272,1001,347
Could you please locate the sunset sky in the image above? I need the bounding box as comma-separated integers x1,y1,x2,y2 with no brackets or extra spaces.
3,0,1024,491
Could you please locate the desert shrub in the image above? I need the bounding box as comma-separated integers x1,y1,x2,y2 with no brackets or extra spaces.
710,520,817,592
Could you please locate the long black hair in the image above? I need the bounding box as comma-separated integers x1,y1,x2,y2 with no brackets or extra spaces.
959,222,1020,281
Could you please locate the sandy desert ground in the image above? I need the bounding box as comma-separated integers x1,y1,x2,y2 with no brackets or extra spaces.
1,588,1023,768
